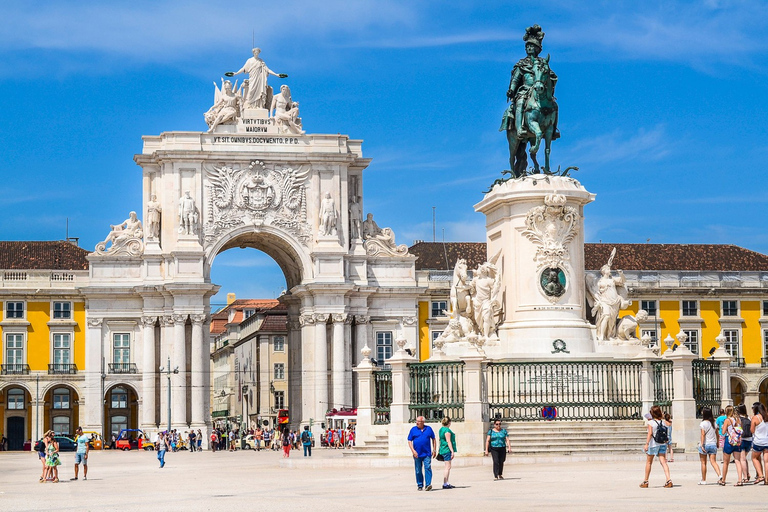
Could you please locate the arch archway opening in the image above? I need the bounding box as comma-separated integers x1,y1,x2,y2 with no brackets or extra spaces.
43,384,80,437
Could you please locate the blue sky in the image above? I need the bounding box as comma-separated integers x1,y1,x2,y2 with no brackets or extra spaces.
1,1,767,306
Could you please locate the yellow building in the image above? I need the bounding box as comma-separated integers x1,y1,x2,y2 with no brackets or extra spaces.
0,241,89,449
410,241,768,406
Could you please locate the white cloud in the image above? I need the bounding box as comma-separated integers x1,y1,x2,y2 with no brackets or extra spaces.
562,125,671,166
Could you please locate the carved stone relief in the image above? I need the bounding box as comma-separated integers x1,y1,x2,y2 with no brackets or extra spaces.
204,160,311,247
93,211,144,257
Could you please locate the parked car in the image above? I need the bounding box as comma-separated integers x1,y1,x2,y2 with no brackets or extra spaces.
242,434,258,450
54,435,76,452
115,429,155,451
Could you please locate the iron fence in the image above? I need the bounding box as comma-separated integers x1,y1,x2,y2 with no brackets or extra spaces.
693,359,721,417
408,361,465,422
373,369,392,425
486,361,642,421
652,361,673,408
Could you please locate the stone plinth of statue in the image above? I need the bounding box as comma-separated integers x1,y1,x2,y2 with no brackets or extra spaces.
474,174,595,356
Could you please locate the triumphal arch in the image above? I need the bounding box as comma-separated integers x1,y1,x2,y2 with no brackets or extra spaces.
80,50,419,438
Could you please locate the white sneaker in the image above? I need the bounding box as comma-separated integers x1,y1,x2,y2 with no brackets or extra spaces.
698,481,706,485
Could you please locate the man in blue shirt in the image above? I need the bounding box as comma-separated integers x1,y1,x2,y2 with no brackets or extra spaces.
407,416,436,491
72,426,89,480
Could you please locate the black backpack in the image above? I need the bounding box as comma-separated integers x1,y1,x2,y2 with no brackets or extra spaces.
653,420,669,444
34,439,45,452
301,431,309,443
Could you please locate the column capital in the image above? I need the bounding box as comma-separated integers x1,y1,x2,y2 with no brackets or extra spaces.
355,315,370,324
315,313,329,323
402,316,416,326
161,315,175,326
172,314,188,324
190,314,207,326
287,318,301,330
86,317,103,328
141,316,158,327
332,313,350,324
299,314,315,326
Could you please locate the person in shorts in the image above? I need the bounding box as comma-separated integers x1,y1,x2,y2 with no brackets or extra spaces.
738,404,752,483
720,405,744,485
72,426,89,481
698,407,721,485
750,402,768,485
640,405,672,488
438,417,457,489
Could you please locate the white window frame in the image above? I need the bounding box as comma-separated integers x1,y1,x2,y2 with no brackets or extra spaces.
52,388,71,410
52,415,71,436
763,301,768,317
722,329,740,358
5,301,25,319
430,301,448,318
244,309,256,319
113,333,131,364
52,301,72,320
5,332,25,366
273,363,285,380
52,333,72,365
682,329,700,356
641,329,658,346
274,390,285,409
7,388,25,410
763,329,768,361
375,331,393,363
273,335,285,352
111,387,128,409
640,300,657,317
681,300,698,317
722,300,739,317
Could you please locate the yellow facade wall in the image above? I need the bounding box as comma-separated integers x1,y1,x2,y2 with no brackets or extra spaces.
27,301,49,371
658,300,680,355
700,300,721,356
73,302,85,370
418,301,429,361
742,300,761,365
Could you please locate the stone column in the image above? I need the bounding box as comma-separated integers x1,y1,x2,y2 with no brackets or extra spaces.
712,344,733,411
665,345,698,453
258,334,271,419
314,314,329,433
461,349,488,455
354,316,370,368
633,347,658,416
172,313,188,430
299,314,315,429
159,315,175,429
190,314,207,427
141,316,157,429
331,313,347,409
352,345,374,445
84,317,104,432
343,316,353,407
387,335,417,457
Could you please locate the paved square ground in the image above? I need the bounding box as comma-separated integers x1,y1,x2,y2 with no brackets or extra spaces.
1,449,765,511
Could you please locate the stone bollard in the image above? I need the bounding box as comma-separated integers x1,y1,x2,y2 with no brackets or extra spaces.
633,347,659,417
460,351,488,456
353,344,375,446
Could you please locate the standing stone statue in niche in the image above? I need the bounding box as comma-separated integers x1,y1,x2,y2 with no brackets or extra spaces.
179,191,199,236
94,211,144,256
227,48,288,109
146,194,162,240
318,192,338,237
204,79,244,132
348,195,362,240
585,248,632,341
271,85,305,135
500,25,560,177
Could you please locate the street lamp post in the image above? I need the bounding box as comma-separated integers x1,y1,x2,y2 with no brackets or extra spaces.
159,357,179,433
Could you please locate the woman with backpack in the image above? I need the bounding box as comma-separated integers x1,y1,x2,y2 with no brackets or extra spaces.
640,405,672,488
738,404,753,483
698,407,721,485
750,402,768,485
720,405,744,485
281,427,291,458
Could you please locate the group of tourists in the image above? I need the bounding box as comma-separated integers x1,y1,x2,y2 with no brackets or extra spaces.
321,426,355,448
641,402,768,488
35,426,89,483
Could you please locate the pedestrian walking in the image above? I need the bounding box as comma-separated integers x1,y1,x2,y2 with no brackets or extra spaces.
301,426,313,457
210,431,218,452
484,419,511,480
640,405,672,488
44,431,61,483
738,404,752,483
750,402,768,485
156,431,169,468
188,430,197,453
35,435,47,482
72,426,89,481
720,405,744,486
197,429,202,452
281,428,291,458
438,417,457,489
407,416,436,491
698,407,721,485
664,413,674,462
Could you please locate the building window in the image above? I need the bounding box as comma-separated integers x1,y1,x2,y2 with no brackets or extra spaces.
5,301,23,319
682,330,699,355
111,387,128,409
640,300,657,317
722,301,738,317
273,336,285,352
274,391,285,409
5,333,24,365
110,415,127,438
431,330,443,343
53,333,71,364
764,330,768,359
764,301,768,317
244,309,255,319
722,329,740,358
641,329,658,346
7,388,24,410
431,301,448,318
52,416,71,436
375,331,393,362
682,300,697,317
52,388,70,410
274,363,285,380
113,333,130,364
53,302,72,319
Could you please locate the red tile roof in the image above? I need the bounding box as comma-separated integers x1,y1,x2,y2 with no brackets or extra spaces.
0,241,89,270
258,314,287,332
409,242,768,272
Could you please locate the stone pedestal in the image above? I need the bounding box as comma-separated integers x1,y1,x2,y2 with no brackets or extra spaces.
665,346,698,453
387,345,417,457
474,175,596,356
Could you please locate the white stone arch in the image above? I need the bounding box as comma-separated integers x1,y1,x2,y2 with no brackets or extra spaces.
104,381,141,399
204,224,313,290
0,381,34,396
40,381,83,399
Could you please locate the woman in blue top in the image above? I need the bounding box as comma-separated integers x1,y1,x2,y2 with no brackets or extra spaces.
484,420,511,480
